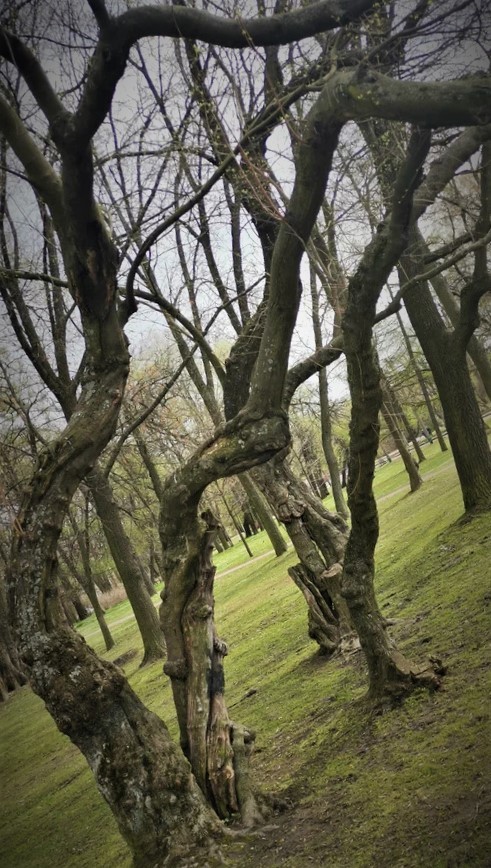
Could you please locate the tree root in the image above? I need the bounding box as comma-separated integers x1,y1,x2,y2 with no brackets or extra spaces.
370,654,445,711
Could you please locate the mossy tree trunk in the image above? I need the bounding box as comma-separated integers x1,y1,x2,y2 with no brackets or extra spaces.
341,130,441,701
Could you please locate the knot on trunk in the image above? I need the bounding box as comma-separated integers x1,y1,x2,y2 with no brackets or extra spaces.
163,658,188,680
188,602,213,620
278,497,305,522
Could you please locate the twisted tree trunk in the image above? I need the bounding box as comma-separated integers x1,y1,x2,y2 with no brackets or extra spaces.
341,131,442,702
159,412,290,823
252,457,356,655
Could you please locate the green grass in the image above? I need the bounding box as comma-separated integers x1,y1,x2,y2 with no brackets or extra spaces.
1,444,490,867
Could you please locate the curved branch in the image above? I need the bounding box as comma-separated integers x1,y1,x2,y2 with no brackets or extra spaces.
0,30,66,128
284,337,343,408
0,94,65,231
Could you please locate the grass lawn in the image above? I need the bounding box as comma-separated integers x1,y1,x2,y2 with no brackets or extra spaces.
1,441,490,866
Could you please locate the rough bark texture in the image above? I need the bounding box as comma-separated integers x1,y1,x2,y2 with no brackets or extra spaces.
0,572,27,700
33,630,220,867
400,230,491,513
159,412,290,822
252,457,355,654
6,309,222,865
87,466,166,664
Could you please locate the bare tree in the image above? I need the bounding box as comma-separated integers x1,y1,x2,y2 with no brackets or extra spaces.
1,2,490,863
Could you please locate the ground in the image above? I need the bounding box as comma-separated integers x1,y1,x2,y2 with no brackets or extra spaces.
1,441,490,867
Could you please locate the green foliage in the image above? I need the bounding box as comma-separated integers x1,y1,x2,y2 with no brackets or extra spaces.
1,445,490,866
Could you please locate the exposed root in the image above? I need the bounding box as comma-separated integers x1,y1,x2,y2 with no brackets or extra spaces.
370,656,445,711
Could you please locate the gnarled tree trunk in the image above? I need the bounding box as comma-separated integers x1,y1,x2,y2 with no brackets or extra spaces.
252,456,356,655
159,412,290,824
7,307,221,866
340,130,442,702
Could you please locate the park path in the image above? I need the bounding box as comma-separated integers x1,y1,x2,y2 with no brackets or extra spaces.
82,548,285,639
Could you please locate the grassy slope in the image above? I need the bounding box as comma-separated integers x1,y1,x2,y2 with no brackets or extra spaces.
1,443,490,867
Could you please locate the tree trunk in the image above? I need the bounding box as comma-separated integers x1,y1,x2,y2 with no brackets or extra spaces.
7,305,221,865
428,265,491,402
319,367,349,516
30,628,221,865
400,230,491,513
0,572,27,700
86,582,115,651
339,130,442,701
381,386,422,493
342,309,440,701
238,472,287,556
310,267,348,516
392,302,448,452
252,457,356,654
383,375,426,463
87,466,166,665
159,409,290,823
61,547,115,652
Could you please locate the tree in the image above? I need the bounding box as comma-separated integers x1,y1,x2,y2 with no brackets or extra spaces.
0,1,378,861
1,1,490,862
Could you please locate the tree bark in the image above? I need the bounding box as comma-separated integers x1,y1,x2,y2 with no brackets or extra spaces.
428,265,491,402
400,229,491,513
238,472,287,556
159,412,290,823
87,466,166,665
340,129,442,701
310,264,348,516
342,308,439,701
6,304,222,864
252,457,355,654
0,571,27,700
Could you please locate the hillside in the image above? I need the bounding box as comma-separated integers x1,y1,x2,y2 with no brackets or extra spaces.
1,444,490,867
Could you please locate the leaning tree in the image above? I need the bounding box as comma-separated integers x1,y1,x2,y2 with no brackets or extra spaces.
1,1,490,865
